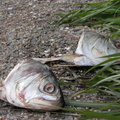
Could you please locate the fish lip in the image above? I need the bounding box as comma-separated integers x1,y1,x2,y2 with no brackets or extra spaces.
25,96,64,111
34,97,64,107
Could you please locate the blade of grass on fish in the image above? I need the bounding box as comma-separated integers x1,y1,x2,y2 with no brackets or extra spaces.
65,100,120,110
100,53,120,58
58,107,120,120
85,57,118,74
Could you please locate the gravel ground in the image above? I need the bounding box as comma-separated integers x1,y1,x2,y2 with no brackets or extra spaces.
0,0,115,120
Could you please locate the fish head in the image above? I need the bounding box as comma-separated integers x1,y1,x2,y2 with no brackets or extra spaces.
3,59,64,111
19,73,64,111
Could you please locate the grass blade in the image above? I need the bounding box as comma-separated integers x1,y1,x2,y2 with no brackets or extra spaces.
59,107,120,120
65,100,120,110
85,57,120,74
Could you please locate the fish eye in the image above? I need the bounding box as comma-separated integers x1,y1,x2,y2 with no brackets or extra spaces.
115,43,120,49
44,83,55,94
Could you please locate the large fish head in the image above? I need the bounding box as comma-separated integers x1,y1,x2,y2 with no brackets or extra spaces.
2,59,64,111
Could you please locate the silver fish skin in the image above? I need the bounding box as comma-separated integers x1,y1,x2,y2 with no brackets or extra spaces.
0,59,64,111
74,31,120,65
32,31,120,66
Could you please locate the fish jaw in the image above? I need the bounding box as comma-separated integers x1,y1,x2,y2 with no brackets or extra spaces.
23,95,64,111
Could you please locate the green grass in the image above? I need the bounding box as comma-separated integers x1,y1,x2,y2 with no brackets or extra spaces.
56,0,120,39
59,53,120,119
55,0,120,118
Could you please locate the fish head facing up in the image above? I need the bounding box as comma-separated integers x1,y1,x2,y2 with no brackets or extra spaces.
1,59,64,111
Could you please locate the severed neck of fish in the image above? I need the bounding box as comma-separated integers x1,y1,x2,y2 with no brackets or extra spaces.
33,31,120,66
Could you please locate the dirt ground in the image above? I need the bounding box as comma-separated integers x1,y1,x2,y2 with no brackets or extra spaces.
0,0,115,120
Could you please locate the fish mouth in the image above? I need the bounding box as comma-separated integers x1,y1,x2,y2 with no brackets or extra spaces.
25,96,64,111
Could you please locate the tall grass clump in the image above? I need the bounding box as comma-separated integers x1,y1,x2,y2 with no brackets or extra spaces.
56,0,120,39
62,54,120,120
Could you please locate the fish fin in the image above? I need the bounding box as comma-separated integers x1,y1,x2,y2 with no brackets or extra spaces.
75,31,85,54
61,54,84,63
33,54,84,64
32,54,84,64
32,57,62,63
